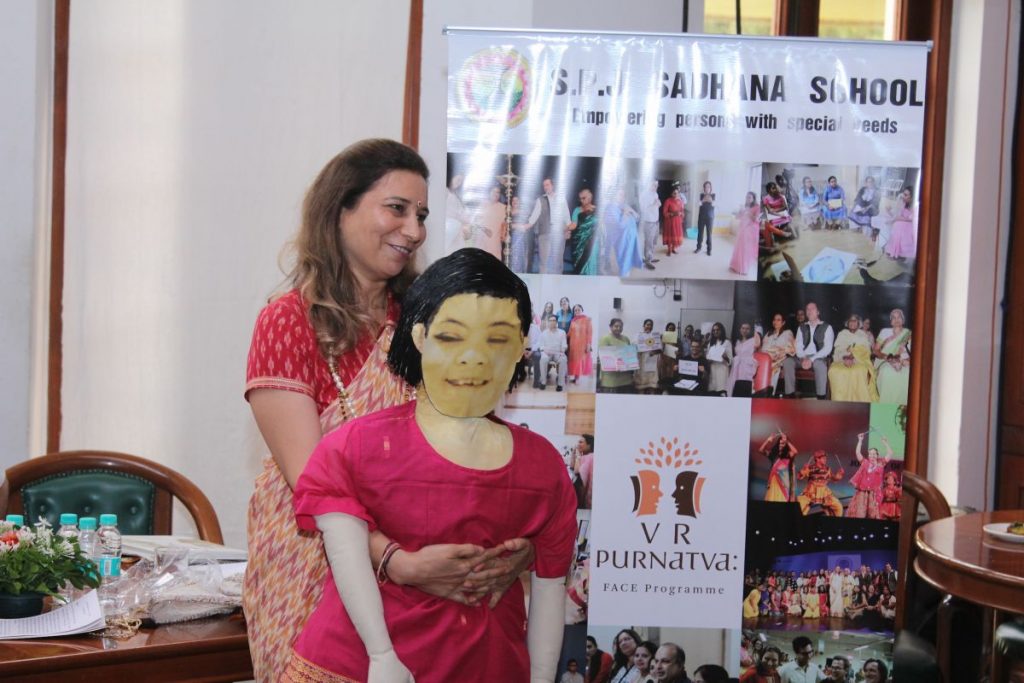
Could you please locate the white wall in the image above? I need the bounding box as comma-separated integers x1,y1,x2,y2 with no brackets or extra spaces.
0,1,52,469
928,0,1017,510
61,0,410,547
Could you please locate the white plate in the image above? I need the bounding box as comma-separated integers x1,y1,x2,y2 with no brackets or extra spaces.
983,522,1024,544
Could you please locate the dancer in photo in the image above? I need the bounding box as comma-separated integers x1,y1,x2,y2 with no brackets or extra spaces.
879,471,902,521
662,186,685,256
286,249,577,683
759,431,798,503
847,433,893,519
796,450,845,516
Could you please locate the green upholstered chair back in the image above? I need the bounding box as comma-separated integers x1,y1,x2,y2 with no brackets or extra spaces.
20,470,156,534
4,451,224,543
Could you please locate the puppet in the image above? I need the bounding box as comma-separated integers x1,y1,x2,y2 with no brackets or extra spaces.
285,248,577,683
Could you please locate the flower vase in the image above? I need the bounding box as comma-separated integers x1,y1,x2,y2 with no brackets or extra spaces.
0,592,46,619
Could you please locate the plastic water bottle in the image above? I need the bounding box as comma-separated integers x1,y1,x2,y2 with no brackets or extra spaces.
4,514,24,526
77,517,99,596
97,514,123,615
56,514,79,601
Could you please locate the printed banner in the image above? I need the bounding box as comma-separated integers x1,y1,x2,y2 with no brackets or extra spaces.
447,28,926,680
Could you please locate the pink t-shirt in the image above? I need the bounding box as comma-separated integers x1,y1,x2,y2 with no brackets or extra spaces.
292,401,578,682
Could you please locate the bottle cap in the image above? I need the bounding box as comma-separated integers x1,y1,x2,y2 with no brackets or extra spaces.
60,513,79,525
4,514,24,525
79,517,97,530
99,514,118,526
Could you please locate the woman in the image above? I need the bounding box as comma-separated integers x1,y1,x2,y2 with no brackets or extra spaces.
587,635,614,683
798,176,822,230
743,584,762,619
539,301,556,326
705,322,733,395
568,304,594,383
761,182,793,248
599,318,634,393
759,431,797,503
570,188,600,275
879,471,902,521
861,659,889,683
662,187,684,256
730,192,760,275
605,188,644,276
879,584,897,620
694,181,715,256
849,175,881,234
635,319,661,394
739,646,782,683
885,186,917,260
829,566,845,617
658,322,679,383
827,314,878,402
473,185,507,260
693,664,730,683
609,629,643,683
445,174,471,254
846,586,867,618
557,297,575,335
822,175,847,230
633,641,658,683
874,308,911,404
760,313,795,395
286,249,576,682
727,322,761,397
244,141,530,681
508,195,531,272
862,316,877,349
802,586,820,618
847,433,893,519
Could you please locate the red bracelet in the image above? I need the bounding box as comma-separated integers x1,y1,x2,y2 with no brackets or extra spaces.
377,541,402,585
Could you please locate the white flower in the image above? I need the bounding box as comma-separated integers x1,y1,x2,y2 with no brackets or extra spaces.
56,539,74,558
16,527,33,544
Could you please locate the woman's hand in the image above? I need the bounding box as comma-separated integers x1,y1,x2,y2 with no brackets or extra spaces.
464,538,536,609
387,543,489,604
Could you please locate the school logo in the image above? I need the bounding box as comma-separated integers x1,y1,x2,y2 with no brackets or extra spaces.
630,436,706,518
456,48,531,128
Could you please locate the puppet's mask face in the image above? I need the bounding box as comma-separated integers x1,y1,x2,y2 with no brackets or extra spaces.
412,294,525,417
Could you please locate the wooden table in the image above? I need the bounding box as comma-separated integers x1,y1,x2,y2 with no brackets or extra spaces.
0,612,252,682
915,510,1024,681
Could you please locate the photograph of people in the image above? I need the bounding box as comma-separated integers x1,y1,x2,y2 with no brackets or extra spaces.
445,173,471,254
757,164,919,285
761,181,794,248
635,318,661,394
557,296,575,334
742,503,899,633
245,142,531,681
705,321,734,395
473,185,507,260
758,431,798,503
639,180,662,270
608,629,643,683
285,249,577,682
598,318,634,394
726,321,763,397
734,281,913,403
534,313,569,392
568,304,595,384
873,308,911,404
529,176,574,274
739,630,892,683
797,450,845,517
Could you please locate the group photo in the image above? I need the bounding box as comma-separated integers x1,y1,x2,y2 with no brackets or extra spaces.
756,164,920,286
733,282,914,404
747,399,906,520
739,629,893,682
742,503,899,635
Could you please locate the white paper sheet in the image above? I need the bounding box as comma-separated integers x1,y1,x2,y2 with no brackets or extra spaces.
0,590,105,639
120,536,248,562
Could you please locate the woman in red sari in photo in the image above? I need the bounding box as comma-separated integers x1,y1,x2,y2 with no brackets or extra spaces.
568,304,593,383
661,187,684,256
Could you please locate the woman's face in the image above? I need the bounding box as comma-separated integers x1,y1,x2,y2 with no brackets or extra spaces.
847,316,860,332
803,177,813,189
740,323,751,339
340,170,428,288
573,304,583,315
868,447,879,460
672,188,680,198
489,186,501,202
713,323,724,340
762,651,780,671
616,631,637,657
560,297,570,311
829,177,838,188
767,183,779,196
586,640,596,657
902,188,912,205
643,320,654,333
772,313,785,331
891,309,904,327
611,320,624,336
863,317,873,332
863,662,883,682
580,189,593,206
866,176,876,188
634,646,653,674
746,192,757,206
703,181,712,192
543,302,554,315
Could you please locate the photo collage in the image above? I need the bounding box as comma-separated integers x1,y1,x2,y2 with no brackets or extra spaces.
446,149,916,680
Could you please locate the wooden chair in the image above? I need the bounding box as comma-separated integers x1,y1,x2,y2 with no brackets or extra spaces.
894,471,953,682
5,450,223,544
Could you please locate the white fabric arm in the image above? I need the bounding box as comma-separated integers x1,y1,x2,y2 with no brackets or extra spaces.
315,513,414,683
527,574,567,683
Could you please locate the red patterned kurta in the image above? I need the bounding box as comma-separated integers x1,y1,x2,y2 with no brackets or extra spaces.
243,290,410,682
